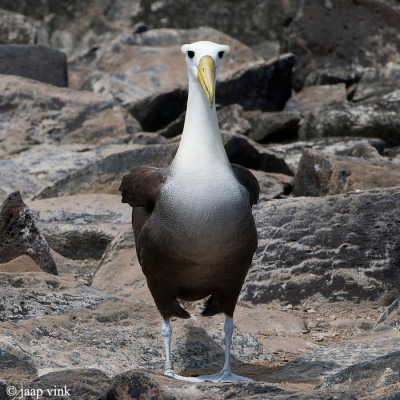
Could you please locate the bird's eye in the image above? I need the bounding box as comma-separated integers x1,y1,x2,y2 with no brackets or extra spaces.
187,51,195,59
218,51,224,59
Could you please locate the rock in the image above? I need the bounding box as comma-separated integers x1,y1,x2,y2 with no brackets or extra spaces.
132,0,291,49
241,187,400,305
218,104,251,136
0,9,42,45
0,349,38,387
267,137,386,171
374,296,400,330
304,67,362,87
0,44,67,87
0,255,41,273
128,53,295,132
0,192,57,275
0,271,269,376
317,351,400,398
217,54,296,112
91,230,151,302
25,369,111,400
222,134,294,176
0,143,142,204
252,171,293,200
293,148,400,196
27,194,131,263
353,63,400,102
246,111,300,143
0,75,140,159
284,84,347,114
73,27,258,112
284,0,400,89
110,370,283,400
34,144,178,199
272,327,400,398
299,92,400,146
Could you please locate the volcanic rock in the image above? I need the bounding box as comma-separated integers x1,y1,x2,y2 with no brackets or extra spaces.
242,187,400,305
25,369,111,400
0,44,67,87
284,84,347,114
299,91,400,146
34,144,178,199
0,192,57,274
0,75,140,159
293,148,400,196
246,111,300,143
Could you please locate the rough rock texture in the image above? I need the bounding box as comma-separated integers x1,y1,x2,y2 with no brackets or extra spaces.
284,84,347,114
0,192,57,274
109,370,283,400
0,75,140,159
299,91,400,146
0,349,38,386
28,194,130,264
242,187,400,305
72,27,258,106
0,44,67,87
128,53,295,131
246,111,300,143
318,351,400,396
293,149,400,196
0,9,43,45
0,272,271,377
25,369,111,400
34,144,178,199
284,0,400,89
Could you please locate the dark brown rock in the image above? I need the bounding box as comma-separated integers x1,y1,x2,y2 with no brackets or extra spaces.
217,54,296,112
0,44,67,87
222,134,294,176
0,349,38,387
242,187,400,305
293,149,400,197
25,369,111,400
0,192,57,274
246,111,300,143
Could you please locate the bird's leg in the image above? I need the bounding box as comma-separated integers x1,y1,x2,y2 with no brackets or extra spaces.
162,319,174,377
162,319,203,382
198,315,253,383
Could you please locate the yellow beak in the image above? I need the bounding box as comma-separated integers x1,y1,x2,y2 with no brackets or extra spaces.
198,56,216,108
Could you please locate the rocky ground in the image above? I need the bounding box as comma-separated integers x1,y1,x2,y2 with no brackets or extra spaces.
1,0,400,399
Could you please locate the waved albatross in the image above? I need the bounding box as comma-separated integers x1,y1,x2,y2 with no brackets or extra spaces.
120,41,259,382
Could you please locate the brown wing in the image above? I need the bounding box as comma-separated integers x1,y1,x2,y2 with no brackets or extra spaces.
231,163,260,206
119,166,164,210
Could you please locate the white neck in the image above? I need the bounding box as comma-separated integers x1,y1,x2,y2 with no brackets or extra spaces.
171,79,230,173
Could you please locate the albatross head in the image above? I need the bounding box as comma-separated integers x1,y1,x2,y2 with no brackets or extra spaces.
181,41,230,108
